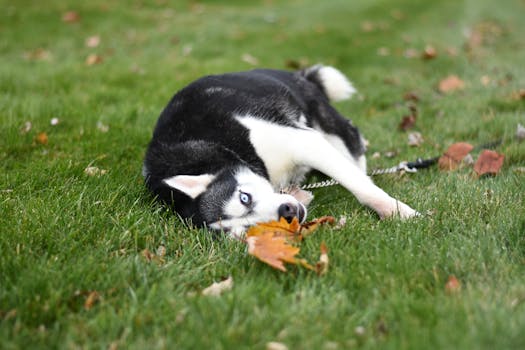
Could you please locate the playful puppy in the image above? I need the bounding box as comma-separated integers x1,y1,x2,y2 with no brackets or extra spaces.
143,65,417,236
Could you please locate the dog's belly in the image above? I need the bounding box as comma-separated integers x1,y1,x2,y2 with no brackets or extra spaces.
235,115,312,188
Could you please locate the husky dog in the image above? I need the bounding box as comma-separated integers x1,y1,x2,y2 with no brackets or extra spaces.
143,65,418,236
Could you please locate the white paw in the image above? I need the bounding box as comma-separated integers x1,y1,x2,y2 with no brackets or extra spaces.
379,200,419,219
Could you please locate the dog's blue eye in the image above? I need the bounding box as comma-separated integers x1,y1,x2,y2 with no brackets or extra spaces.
239,192,252,206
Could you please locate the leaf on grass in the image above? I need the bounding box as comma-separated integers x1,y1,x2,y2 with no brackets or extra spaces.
473,150,504,176
299,216,335,237
202,276,233,296
438,142,474,170
247,232,300,272
84,166,108,177
422,45,437,60
85,35,100,48
445,275,461,294
399,105,418,131
35,132,48,145
247,217,301,241
86,54,103,66
407,132,423,147
246,217,334,272
141,248,165,265
516,123,525,142
84,291,100,310
266,341,289,350
20,121,32,134
241,53,259,66
62,11,80,23
316,242,329,276
438,75,465,93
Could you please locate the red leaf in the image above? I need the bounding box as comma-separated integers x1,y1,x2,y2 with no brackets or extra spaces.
445,275,461,294
474,150,504,176
438,142,474,170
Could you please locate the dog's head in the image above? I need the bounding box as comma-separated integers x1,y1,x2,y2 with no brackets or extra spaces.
163,166,309,237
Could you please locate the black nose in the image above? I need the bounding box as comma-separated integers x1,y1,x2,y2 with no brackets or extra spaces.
278,202,306,223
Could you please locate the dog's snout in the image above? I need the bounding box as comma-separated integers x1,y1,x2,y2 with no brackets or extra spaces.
278,202,306,223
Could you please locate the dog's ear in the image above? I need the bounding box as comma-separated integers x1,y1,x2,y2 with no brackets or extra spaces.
163,174,216,199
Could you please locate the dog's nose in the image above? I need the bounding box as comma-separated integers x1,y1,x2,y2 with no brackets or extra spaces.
278,202,306,223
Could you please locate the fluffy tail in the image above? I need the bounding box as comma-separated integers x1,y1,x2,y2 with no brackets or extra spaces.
301,64,357,102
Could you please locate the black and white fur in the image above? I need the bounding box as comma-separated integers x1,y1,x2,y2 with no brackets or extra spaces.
143,65,417,236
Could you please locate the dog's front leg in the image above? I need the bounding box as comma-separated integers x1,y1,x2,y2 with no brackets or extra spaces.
293,131,418,219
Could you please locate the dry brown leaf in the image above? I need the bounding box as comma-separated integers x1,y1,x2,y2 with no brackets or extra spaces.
422,45,437,60
20,121,32,134
474,150,504,176
445,275,461,294
84,291,100,310
299,216,335,237
266,341,289,350
35,132,48,145
403,91,420,102
399,105,418,131
316,242,329,276
86,54,103,66
85,35,100,48
438,75,465,93
247,232,300,272
407,132,423,147
62,11,80,23
141,248,165,265
516,123,525,141
202,276,233,296
438,142,474,170
84,166,108,177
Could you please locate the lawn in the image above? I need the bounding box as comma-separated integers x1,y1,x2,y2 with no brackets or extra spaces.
1,0,525,349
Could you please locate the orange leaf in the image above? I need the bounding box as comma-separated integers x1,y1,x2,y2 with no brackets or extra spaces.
300,216,335,237
246,217,301,240
86,54,103,66
438,75,465,93
438,142,474,170
35,132,48,145
84,291,100,310
474,150,504,176
247,232,300,272
316,242,329,276
445,275,461,294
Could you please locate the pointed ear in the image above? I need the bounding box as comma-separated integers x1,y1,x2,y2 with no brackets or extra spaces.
163,174,216,199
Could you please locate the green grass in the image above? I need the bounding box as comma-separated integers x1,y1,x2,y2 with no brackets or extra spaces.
1,0,525,349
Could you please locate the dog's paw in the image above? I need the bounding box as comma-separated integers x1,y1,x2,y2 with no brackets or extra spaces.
378,200,419,220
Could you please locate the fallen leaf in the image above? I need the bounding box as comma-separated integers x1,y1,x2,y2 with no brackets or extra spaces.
84,291,100,310
438,75,465,93
202,276,233,296
422,45,437,60
299,216,335,237
266,342,288,350
438,142,474,170
403,91,420,102
247,232,300,272
404,48,419,58
62,11,80,23
241,53,259,66
20,121,32,134
316,242,329,276
516,123,525,141
407,132,423,147
474,150,504,176
445,275,461,293
247,217,301,241
480,75,491,86
85,35,100,48
23,48,52,61
86,54,103,66
96,121,109,133
399,115,416,131
35,132,48,145
156,245,166,257
84,166,108,177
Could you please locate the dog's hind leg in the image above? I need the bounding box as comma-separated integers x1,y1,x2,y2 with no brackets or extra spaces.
295,132,418,218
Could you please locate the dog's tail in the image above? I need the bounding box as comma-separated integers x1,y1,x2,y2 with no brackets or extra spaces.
300,65,357,102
